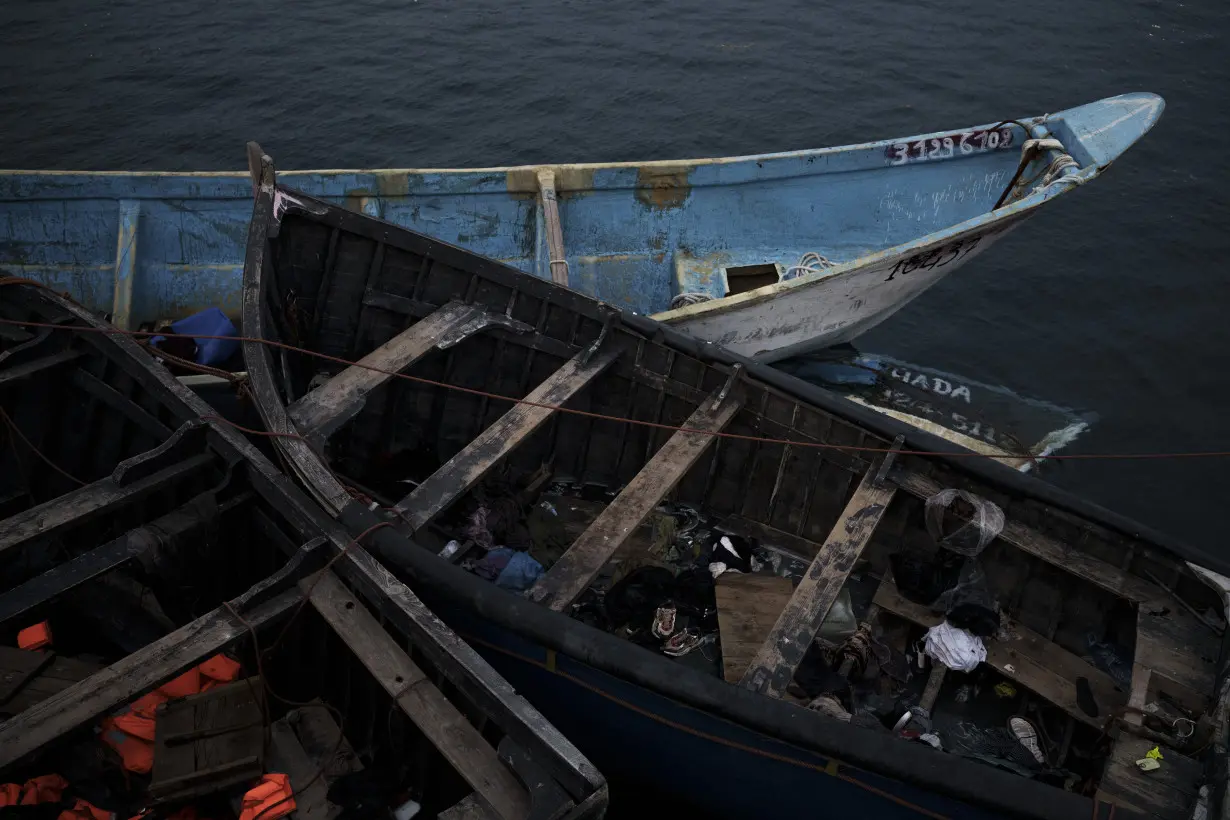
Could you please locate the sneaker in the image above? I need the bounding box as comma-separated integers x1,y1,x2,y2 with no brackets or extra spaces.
652,605,677,639
807,695,852,722
1009,716,1046,764
662,628,703,657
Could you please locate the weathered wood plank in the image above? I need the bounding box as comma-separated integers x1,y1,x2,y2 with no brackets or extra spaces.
714,573,795,683
0,492,239,628
392,346,621,532
873,579,1127,727
304,572,529,820
537,170,568,286
741,470,895,696
529,392,743,612
0,349,84,387
1134,605,1217,715
1097,736,1201,820
72,368,172,440
288,301,476,439
439,794,498,820
919,665,948,712
894,471,1163,604
0,454,214,554
0,587,301,769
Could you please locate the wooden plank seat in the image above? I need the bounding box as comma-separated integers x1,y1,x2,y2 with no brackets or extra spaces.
1096,735,1203,820
1126,604,1218,727
0,454,215,554
528,390,743,612
392,346,621,533
288,301,493,440
873,578,1127,728
740,469,897,697
306,572,530,820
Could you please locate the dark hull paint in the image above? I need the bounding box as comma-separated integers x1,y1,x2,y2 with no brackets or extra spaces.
432,598,1000,820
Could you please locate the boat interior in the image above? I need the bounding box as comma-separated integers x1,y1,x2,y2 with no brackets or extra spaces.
0,286,606,820
246,171,1228,820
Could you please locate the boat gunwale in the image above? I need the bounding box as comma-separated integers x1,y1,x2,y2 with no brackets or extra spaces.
0,112,1046,180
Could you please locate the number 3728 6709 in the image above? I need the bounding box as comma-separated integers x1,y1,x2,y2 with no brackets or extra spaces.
887,127,1014,166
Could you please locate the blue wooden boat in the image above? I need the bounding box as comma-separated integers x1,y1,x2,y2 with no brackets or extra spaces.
1,94,1161,360
239,148,1228,820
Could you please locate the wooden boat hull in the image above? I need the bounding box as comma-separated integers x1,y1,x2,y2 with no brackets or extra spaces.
0,282,607,819
411,590,1003,820
240,148,1228,820
0,94,1161,359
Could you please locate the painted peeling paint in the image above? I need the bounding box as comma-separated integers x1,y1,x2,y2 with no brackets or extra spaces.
0,94,1162,355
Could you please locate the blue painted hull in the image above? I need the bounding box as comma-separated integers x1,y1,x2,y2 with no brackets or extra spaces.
435,602,992,820
0,94,1161,358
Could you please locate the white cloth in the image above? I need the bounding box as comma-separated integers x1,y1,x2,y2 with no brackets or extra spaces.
924,620,986,672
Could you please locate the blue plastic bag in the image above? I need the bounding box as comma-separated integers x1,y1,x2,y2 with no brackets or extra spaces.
152,307,239,366
496,551,544,591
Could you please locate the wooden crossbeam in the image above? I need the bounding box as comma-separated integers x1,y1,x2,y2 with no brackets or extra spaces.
0,493,244,628
306,572,530,820
0,454,214,554
0,350,84,387
0,587,301,769
873,578,1126,727
740,469,896,696
893,470,1162,604
529,391,743,611
393,346,621,532
287,302,477,439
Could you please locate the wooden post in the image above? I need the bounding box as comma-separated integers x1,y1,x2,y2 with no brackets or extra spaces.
537,170,568,286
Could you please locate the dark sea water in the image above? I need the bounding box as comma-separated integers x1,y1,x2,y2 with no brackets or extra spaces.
1,1,1228,809
4,0,1228,553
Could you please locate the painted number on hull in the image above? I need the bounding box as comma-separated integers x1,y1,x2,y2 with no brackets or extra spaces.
887,127,1014,165
885,236,982,282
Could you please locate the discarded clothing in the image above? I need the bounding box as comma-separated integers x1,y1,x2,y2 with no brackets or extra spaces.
934,559,1000,637
1085,633,1132,689
946,602,1000,638
791,641,849,699
461,507,495,550
948,720,1043,773
605,567,677,632
494,551,543,592
238,774,296,820
471,547,514,581
923,621,986,672
889,551,963,607
709,534,755,574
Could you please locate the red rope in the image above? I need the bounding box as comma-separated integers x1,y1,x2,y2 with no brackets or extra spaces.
1,313,1228,462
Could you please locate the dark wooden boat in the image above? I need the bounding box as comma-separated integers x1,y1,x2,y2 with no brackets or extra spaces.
240,146,1230,820
0,280,607,819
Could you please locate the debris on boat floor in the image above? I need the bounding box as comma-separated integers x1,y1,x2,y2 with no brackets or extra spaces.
427,470,1214,800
